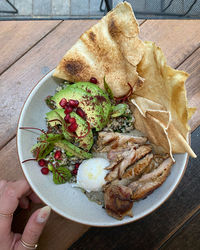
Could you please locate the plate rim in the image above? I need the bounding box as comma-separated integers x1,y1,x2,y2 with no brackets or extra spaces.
16,69,189,227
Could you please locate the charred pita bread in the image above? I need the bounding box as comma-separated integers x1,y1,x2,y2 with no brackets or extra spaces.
53,2,196,158
53,2,145,97
132,42,196,158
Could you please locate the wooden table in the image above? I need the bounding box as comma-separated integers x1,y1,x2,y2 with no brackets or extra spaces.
0,19,199,250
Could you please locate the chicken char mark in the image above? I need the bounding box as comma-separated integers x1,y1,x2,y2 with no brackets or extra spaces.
105,145,152,182
104,184,134,220
129,157,174,200
122,153,153,179
97,132,147,152
103,157,173,220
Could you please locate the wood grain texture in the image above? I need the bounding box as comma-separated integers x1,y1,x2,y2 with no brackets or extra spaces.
0,20,98,150
178,48,200,132
160,211,200,250
139,20,200,68
0,21,61,74
69,126,200,250
0,137,89,250
0,20,200,151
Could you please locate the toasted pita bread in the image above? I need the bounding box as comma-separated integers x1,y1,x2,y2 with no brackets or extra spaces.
131,42,196,158
53,2,144,97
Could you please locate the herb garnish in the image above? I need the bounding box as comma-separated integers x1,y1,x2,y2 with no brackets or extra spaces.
52,166,72,184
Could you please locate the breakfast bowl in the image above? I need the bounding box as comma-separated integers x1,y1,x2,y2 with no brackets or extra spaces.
17,69,189,227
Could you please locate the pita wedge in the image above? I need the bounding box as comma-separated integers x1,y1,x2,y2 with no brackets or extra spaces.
53,2,145,97
131,41,196,158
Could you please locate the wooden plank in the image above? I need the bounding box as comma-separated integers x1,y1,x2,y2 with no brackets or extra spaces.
160,210,200,250
0,20,199,150
139,20,200,68
0,20,98,150
0,21,61,75
178,48,200,132
0,138,89,250
69,126,200,250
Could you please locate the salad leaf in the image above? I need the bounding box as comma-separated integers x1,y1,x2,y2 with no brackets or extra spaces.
52,167,72,184
41,143,54,159
104,77,114,100
39,133,63,142
111,103,129,118
31,133,63,160
31,142,54,160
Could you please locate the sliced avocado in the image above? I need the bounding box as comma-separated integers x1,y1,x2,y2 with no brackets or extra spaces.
46,109,65,126
70,112,93,151
70,82,112,125
46,109,93,151
54,140,92,159
51,86,105,131
46,109,72,140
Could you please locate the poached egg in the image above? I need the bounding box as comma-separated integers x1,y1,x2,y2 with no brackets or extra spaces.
76,158,109,192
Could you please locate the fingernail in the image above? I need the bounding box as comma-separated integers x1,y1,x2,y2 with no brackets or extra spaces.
36,206,51,224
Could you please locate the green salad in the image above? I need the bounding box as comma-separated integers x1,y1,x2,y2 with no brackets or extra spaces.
21,78,133,184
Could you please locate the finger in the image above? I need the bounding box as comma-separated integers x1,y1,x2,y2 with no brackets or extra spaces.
0,180,7,190
10,233,21,250
29,192,43,204
0,180,30,213
16,206,51,250
0,180,30,235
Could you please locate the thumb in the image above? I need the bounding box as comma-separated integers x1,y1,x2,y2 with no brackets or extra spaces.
16,206,51,250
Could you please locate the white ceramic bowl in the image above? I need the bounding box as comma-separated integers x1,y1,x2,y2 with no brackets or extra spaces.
17,69,188,226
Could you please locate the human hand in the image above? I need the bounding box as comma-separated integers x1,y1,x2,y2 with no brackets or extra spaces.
0,179,51,250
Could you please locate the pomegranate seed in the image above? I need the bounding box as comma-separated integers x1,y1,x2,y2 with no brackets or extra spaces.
69,99,79,108
68,117,76,124
68,122,78,132
59,98,67,108
38,159,46,167
64,104,73,114
64,114,70,123
54,150,61,160
41,167,49,175
90,77,98,84
76,107,86,119
72,169,77,175
75,163,80,169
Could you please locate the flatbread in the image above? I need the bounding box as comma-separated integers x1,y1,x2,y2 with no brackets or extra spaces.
131,42,196,158
53,2,145,97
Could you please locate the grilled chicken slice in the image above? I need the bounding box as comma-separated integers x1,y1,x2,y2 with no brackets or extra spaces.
105,158,123,170
107,149,128,162
97,132,147,152
143,154,169,174
129,158,174,200
105,148,136,182
104,184,133,220
111,178,133,187
105,145,152,182
122,153,153,179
